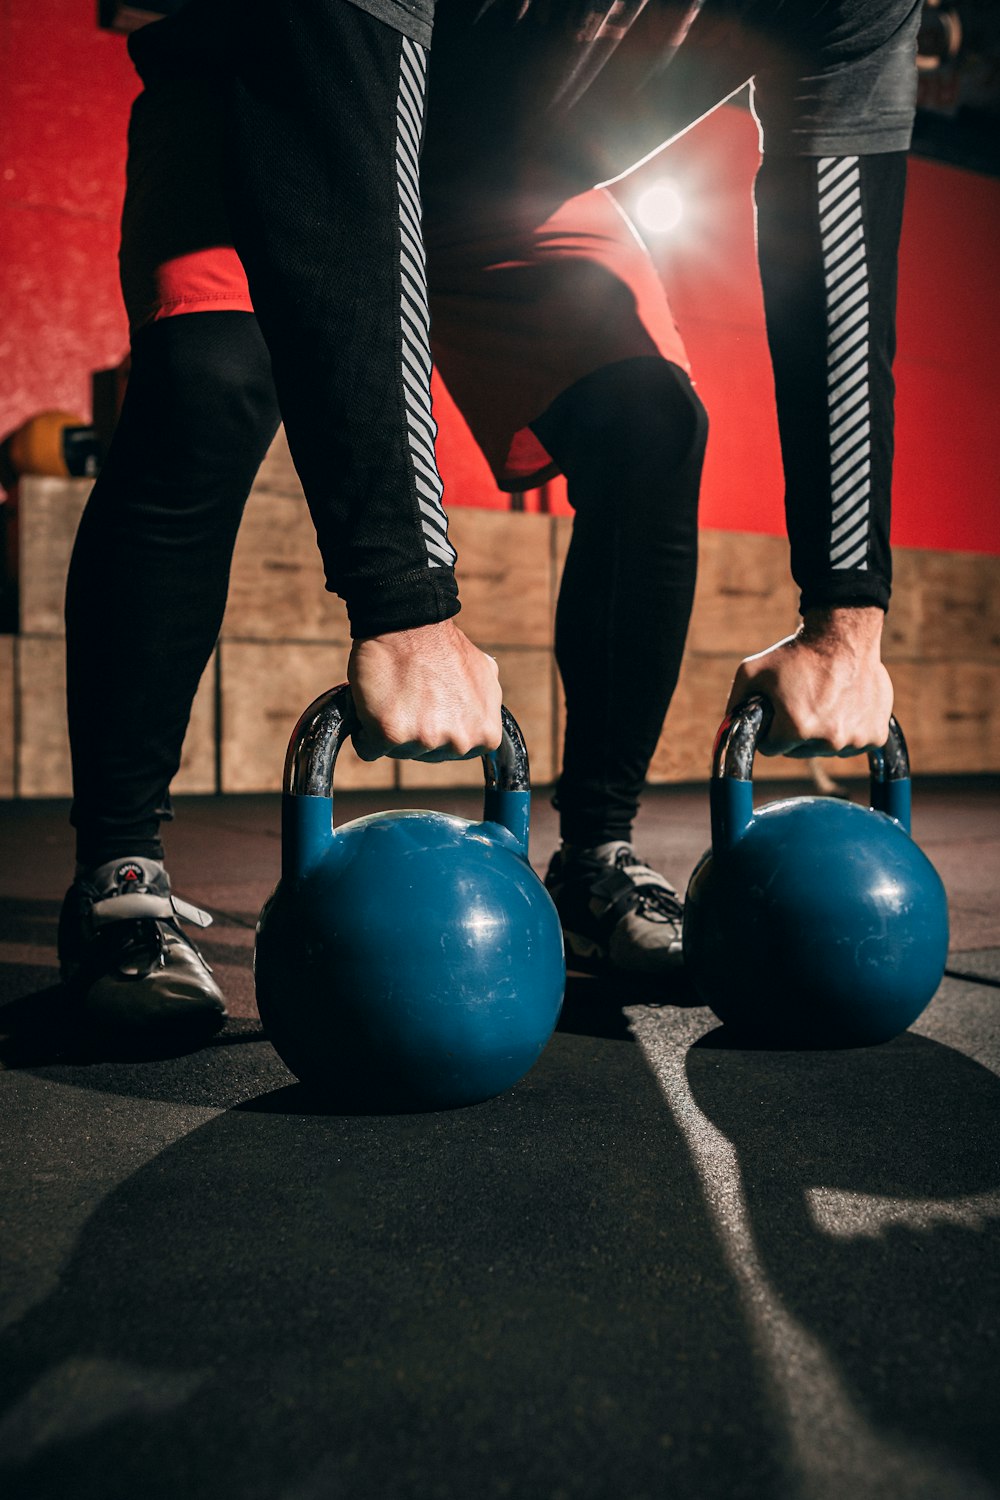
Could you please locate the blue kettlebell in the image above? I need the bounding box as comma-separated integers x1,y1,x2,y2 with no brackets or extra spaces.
254,685,565,1110
683,697,949,1047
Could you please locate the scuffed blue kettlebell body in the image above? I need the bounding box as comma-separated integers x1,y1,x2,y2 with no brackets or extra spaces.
255,689,565,1113
683,702,949,1048
256,808,564,1109
684,796,949,1046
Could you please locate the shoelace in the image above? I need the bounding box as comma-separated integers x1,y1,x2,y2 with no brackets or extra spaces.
113,919,169,979
613,851,684,925
90,878,210,979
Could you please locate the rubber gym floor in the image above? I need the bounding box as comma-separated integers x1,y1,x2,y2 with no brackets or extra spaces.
1,776,998,1500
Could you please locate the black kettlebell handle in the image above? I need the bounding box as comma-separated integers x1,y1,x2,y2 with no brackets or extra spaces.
711,695,912,846
283,682,532,848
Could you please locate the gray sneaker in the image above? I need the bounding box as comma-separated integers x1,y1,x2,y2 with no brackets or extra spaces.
58,857,226,1038
544,841,684,977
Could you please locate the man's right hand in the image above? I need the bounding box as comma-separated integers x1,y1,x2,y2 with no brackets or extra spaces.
727,606,893,758
347,618,503,762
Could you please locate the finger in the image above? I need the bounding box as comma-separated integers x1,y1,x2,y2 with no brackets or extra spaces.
783,740,836,759
410,742,493,763
350,727,388,763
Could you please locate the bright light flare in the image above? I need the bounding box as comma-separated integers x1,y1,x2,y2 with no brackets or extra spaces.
633,178,685,236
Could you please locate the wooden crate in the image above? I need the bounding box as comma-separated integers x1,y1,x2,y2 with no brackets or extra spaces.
0,636,14,797
555,526,798,659
687,530,799,655
15,476,90,635
398,646,557,791
448,508,554,648
218,640,395,793
886,549,1000,665
16,636,217,798
890,660,1000,774
222,488,349,643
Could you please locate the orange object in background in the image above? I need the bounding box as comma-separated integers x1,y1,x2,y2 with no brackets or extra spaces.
4,410,98,480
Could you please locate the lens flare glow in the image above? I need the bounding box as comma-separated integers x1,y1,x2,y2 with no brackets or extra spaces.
634,178,684,236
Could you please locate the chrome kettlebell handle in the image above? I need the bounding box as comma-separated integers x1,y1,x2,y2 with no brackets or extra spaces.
710,695,912,851
283,683,532,850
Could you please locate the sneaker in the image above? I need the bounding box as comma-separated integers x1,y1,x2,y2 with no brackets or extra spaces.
544,841,684,977
58,857,227,1038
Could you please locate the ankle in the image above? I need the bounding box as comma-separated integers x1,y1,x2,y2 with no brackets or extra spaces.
75,846,166,878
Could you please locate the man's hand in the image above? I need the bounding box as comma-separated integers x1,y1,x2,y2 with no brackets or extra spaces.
726,606,893,757
348,618,502,762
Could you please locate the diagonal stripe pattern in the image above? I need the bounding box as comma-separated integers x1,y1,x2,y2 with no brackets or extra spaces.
818,155,871,573
395,38,456,569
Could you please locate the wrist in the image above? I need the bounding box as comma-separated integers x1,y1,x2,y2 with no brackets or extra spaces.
801,606,884,654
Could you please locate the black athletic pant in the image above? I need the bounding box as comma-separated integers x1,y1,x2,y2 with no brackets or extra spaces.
128,0,459,639
533,356,706,847
66,315,281,868
66,316,705,866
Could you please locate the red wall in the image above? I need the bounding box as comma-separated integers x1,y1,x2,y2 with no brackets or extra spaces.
2,0,998,555
0,0,137,437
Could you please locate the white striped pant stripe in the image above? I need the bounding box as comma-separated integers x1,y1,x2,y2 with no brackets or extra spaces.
395,36,455,571
819,156,871,574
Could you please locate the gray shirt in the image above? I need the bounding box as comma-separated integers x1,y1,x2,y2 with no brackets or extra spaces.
346,0,433,48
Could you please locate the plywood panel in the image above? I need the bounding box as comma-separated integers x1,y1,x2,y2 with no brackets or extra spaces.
17,635,71,796
553,515,572,592
0,636,14,797
398,647,557,791
16,636,217,798
219,641,395,793
222,489,349,643
16,475,90,634
448,509,554,648
885,550,1000,664
687,530,799,657
649,653,732,786
890,660,1000,774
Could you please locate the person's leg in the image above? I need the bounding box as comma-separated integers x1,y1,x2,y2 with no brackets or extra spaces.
220,1,458,635
61,310,280,1034
66,311,280,865
531,355,708,974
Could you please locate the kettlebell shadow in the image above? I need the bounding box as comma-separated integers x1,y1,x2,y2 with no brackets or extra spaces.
0,1029,792,1500
685,1027,1000,1484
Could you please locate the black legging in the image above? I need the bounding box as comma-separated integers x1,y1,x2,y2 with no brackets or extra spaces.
66,313,281,867
533,356,706,846
66,314,704,866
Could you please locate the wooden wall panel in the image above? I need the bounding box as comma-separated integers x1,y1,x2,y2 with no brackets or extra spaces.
8,486,1000,801
889,661,999,774
16,476,89,634
219,641,395,794
0,635,14,797
222,489,349,644
687,531,799,655
448,508,554,648
885,550,1000,664
17,636,73,797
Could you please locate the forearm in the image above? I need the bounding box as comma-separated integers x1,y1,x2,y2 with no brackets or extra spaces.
755,149,908,615
747,0,922,616
134,0,458,639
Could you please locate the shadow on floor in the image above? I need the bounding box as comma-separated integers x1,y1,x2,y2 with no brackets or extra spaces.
685,1029,1000,1487
0,1027,787,1500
